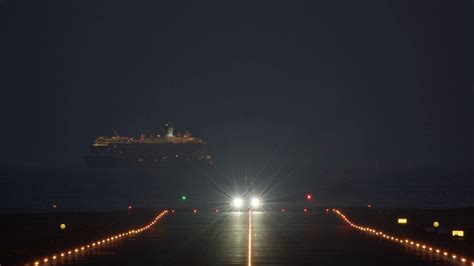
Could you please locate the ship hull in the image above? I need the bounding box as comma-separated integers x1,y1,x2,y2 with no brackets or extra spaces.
83,155,213,169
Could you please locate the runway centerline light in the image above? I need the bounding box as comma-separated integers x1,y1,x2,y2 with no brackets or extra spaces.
250,197,261,208
232,197,243,208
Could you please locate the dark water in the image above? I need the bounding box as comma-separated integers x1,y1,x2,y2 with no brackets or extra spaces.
1,166,473,212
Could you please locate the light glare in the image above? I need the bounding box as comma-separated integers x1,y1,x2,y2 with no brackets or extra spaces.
232,197,243,208
251,197,261,208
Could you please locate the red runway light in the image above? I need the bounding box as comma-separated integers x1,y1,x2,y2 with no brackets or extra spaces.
306,193,312,200
304,208,308,212
171,209,175,213
193,209,197,213
367,204,372,208
215,209,219,213
128,205,132,210
282,208,286,212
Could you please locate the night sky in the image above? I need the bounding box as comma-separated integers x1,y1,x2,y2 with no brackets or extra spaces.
0,1,472,168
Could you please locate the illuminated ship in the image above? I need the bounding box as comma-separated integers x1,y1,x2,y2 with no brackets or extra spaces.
83,124,213,168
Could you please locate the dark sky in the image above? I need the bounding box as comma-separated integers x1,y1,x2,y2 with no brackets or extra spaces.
0,0,472,168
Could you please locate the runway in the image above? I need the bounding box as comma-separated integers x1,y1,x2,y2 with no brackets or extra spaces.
33,210,462,266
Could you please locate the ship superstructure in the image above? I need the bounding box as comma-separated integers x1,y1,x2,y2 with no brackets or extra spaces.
84,124,213,168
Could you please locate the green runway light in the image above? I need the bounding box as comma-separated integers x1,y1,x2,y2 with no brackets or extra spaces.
181,195,187,201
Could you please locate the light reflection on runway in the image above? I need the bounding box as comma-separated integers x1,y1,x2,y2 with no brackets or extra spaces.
248,210,252,266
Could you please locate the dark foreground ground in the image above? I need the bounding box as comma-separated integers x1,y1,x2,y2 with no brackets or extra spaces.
2,208,473,265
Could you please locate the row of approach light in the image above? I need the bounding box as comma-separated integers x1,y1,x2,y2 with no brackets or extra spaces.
232,197,262,209
29,210,168,265
332,209,472,265
231,192,314,210
168,207,321,213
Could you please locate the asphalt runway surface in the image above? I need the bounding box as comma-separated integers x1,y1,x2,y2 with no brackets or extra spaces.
38,211,459,266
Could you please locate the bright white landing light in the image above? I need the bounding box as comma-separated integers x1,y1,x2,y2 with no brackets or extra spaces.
232,197,243,208
251,198,261,208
